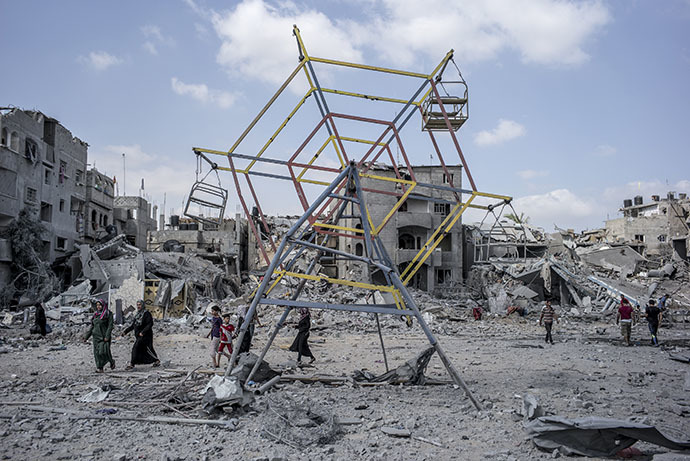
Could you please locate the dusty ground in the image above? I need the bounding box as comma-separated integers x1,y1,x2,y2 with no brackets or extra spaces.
1,311,689,461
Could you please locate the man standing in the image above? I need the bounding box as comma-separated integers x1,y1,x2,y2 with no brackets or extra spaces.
645,299,662,346
539,300,559,345
616,296,635,346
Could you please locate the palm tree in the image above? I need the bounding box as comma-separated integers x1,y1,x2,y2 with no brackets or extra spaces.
505,212,529,224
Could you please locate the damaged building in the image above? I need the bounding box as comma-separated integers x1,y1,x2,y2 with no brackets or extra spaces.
0,108,89,286
606,193,690,259
335,164,465,294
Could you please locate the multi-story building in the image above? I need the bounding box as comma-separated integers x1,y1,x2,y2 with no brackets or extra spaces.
83,168,115,245
605,192,690,258
113,196,157,250
332,164,464,294
0,108,88,285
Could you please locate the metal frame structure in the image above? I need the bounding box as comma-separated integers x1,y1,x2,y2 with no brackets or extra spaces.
192,26,517,410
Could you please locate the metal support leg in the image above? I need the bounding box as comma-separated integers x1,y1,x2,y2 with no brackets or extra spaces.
375,313,389,372
389,272,483,411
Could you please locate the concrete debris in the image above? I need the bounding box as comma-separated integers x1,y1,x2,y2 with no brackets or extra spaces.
230,352,280,384
77,386,110,403
524,416,690,457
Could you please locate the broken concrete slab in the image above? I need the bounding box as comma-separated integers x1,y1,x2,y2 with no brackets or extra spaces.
524,416,690,457
381,426,411,437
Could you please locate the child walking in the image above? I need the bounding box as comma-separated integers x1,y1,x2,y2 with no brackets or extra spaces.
217,314,235,364
206,306,222,368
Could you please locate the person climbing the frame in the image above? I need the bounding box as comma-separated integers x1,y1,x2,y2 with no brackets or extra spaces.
84,299,115,373
539,300,559,345
123,300,160,370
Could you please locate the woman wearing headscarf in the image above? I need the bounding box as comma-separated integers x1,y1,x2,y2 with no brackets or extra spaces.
289,307,315,364
123,300,160,370
84,299,115,373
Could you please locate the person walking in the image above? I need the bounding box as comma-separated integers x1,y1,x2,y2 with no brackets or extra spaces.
236,304,262,354
645,299,662,346
539,300,559,345
84,299,115,373
207,306,222,368
616,296,635,346
34,302,47,337
289,308,315,364
123,300,160,370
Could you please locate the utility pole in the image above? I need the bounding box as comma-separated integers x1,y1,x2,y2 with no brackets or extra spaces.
122,153,126,196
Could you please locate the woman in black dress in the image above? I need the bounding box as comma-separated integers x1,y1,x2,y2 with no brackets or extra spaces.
289,308,315,364
124,300,160,369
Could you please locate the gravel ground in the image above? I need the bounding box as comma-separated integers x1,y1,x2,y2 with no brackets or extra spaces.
0,311,688,461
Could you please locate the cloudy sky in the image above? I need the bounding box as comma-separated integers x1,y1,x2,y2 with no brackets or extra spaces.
2,0,689,231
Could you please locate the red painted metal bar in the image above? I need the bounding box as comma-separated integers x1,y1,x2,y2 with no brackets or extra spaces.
245,174,278,256
429,80,477,191
287,115,330,164
226,155,271,267
422,105,461,202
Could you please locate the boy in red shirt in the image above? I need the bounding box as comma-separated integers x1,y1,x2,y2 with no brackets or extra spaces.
616,296,635,346
217,314,235,364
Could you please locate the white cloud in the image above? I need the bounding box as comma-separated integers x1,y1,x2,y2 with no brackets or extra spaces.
205,0,609,88
602,179,690,206
517,169,548,180
171,77,237,109
474,119,526,146
211,0,363,87
594,144,617,157
143,42,158,55
513,188,602,230
78,51,123,71
141,24,175,55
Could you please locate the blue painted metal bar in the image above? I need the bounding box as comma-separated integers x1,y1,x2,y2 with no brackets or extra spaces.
225,165,352,376
258,297,412,316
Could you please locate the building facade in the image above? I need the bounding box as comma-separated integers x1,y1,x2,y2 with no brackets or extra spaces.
605,193,690,258
0,108,88,284
84,168,115,245
333,164,464,294
113,196,158,250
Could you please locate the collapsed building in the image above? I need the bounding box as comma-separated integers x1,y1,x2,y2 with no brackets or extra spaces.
606,193,690,259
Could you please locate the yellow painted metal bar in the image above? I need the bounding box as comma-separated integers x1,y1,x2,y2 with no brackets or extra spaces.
402,194,477,285
293,26,311,61
391,290,413,326
330,136,345,166
296,178,331,186
473,191,512,201
375,183,416,235
246,88,315,172
312,222,364,233
310,56,429,79
400,195,473,279
226,60,306,156
415,50,455,104
360,173,415,186
339,136,387,146
429,50,455,79
296,135,333,180
320,88,421,106
265,271,287,296
283,271,395,293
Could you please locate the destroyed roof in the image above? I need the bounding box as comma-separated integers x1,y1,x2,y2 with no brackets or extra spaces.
468,220,545,244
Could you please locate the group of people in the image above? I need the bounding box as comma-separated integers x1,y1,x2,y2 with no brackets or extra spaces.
82,299,160,373
205,303,315,368
77,291,667,372
616,294,667,346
